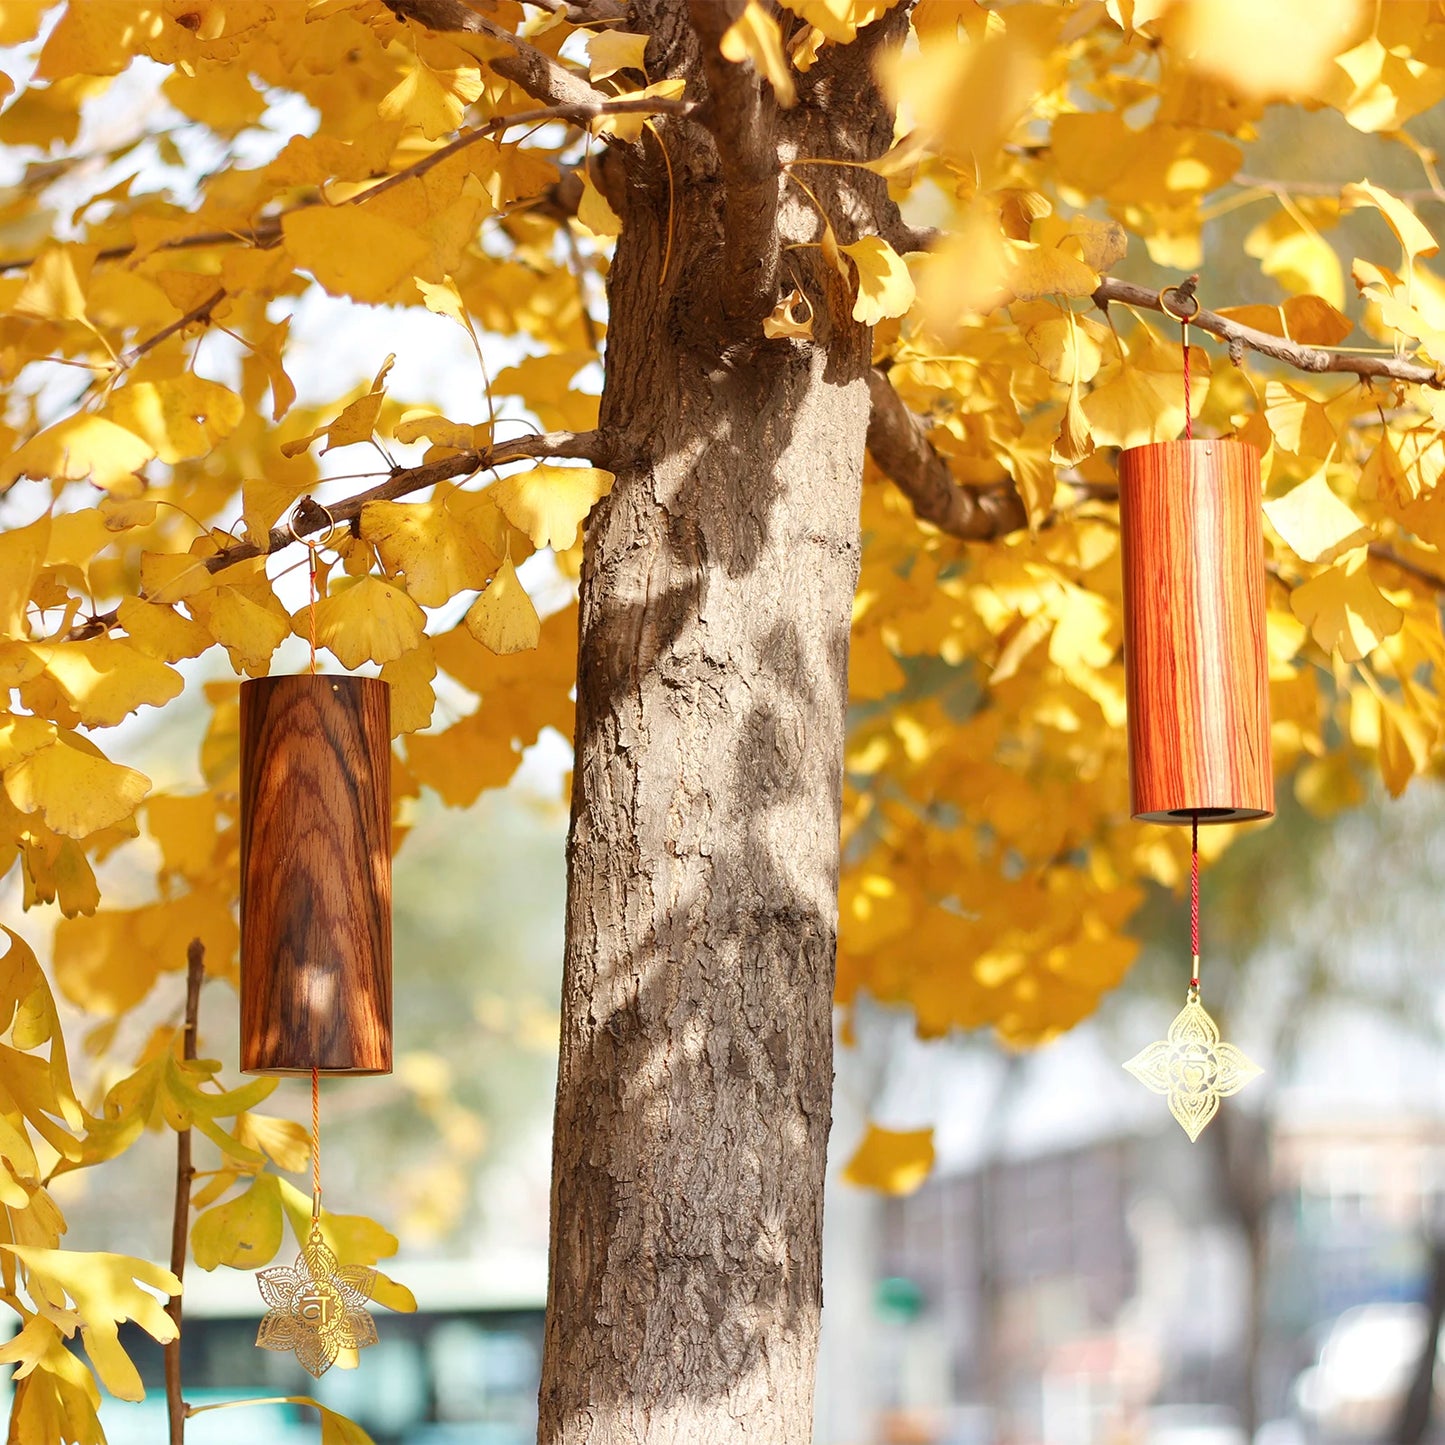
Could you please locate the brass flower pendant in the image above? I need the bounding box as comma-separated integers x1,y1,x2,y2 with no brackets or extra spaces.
1124,992,1262,1142
256,1229,379,1378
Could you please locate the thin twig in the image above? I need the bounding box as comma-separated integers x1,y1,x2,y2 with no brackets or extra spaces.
1093,276,1445,389
165,940,206,1445
123,288,226,367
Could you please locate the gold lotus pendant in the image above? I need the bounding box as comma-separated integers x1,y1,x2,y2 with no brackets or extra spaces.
1124,990,1262,1142
256,1228,380,1378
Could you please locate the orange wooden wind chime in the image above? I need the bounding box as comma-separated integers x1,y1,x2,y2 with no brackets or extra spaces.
238,505,393,1376
1119,283,1269,1141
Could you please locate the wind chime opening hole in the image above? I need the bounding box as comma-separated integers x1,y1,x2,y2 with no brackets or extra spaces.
1163,806,1252,822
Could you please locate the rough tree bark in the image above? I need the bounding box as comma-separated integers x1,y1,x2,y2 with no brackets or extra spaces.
537,4,907,1442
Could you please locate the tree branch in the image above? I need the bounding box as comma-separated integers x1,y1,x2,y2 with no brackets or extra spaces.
527,0,629,21
210,430,605,572
383,0,615,111
868,371,1445,596
686,0,782,325
124,288,226,367
865,369,1029,540
1094,276,1445,390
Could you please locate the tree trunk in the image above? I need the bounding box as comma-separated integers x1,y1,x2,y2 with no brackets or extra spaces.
537,8,902,1442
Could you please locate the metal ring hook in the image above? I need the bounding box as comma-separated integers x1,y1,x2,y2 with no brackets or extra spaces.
1157,284,1201,325
284,497,344,554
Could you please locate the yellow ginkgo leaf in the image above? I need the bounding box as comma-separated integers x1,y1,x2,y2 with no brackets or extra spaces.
465,558,540,656
309,575,425,669
3,736,151,839
778,0,902,44
1343,178,1439,262
283,206,430,304
414,275,475,336
362,486,500,607
105,376,244,464
721,2,796,106
1162,0,1363,100
191,1172,284,1271
281,355,395,457
763,287,814,340
189,584,292,676
14,243,94,323
841,1123,934,1195
1082,339,1208,449
379,642,438,735
116,597,213,663
378,56,484,140
1021,308,1104,384
41,640,184,726
490,465,613,552
1290,548,1404,662
0,415,154,495
586,29,649,81
576,171,622,238
233,1114,312,1174
3,1246,179,1403
1216,294,1353,346
842,235,915,325
1263,469,1373,565
139,550,215,605
0,513,51,637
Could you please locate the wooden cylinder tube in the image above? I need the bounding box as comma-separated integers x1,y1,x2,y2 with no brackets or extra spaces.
1119,439,1273,825
240,676,392,1074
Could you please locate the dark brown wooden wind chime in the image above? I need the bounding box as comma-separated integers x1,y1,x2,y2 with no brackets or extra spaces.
239,505,392,1376
1119,282,1269,1141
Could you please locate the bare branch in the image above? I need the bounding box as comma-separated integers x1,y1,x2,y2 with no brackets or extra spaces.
865,369,1029,541
1094,276,1445,390
384,0,615,111
686,0,781,326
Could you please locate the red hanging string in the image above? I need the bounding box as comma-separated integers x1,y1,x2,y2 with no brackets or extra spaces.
1189,812,1200,992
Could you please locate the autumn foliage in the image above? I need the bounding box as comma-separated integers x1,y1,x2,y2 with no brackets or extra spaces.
1,0,1445,1437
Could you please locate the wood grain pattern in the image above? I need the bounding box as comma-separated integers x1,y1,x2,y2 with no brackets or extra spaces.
240,676,392,1074
1119,439,1274,825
